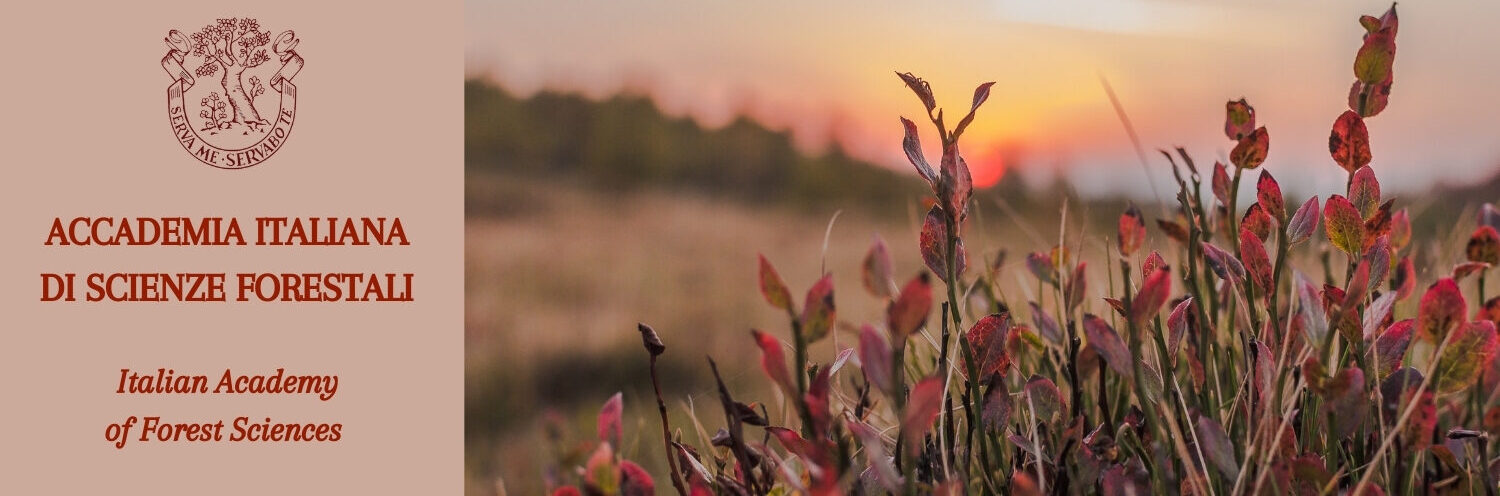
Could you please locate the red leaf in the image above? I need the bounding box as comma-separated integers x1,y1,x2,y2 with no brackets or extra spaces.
752,329,796,397
1329,111,1372,173
902,377,945,452
1240,229,1274,294
939,145,973,218
1468,225,1500,265
919,206,966,282
861,236,895,298
1375,319,1415,376
1362,236,1392,296
553,487,582,496
1103,465,1151,496
1433,320,1499,395
1195,416,1239,479
1323,194,1365,256
619,461,656,496
800,274,836,343
1143,251,1166,280
585,443,616,489
1257,170,1286,221
965,313,1014,378
767,426,819,462
1364,291,1398,341
970,81,995,113
1200,241,1246,284
1025,251,1055,286
1349,78,1393,119
847,421,900,492
1083,314,1132,378
1454,262,1492,282
1252,340,1275,419
1158,217,1190,244
1295,271,1330,344
858,324,894,395
1118,204,1147,256
1230,126,1270,169
1287,196,1321,245
1323,367,1367,439
1102,297,1127,319
1482,297,1500,325
1212,161,1231,206
896,72,936,112
1168,298,1195,363
1390,208,1411,251
900,117,936,185
1029,301,1062,344
980,387,1012,437
1362,199,1393,252
1133,266,1172,326
1392,256,1416,301
1348,166,1381,219
1417,278,1466,342
1241,202,1274,242
1353,12,1397,85
1225,99,1256,141
599,392,623,447
1064,262,1087,311
953,81,996,138
758,254,794,312
888,273,932,341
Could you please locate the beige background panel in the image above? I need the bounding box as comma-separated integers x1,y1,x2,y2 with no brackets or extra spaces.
0,1,462,493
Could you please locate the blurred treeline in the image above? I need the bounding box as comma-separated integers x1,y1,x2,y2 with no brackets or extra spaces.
465,78,943,217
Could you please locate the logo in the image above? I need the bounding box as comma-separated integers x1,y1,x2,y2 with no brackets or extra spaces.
161,18,304,169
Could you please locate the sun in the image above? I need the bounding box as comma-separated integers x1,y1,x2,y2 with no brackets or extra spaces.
967,147,1007,189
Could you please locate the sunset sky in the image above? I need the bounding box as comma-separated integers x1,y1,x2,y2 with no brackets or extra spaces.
465,1,1500,199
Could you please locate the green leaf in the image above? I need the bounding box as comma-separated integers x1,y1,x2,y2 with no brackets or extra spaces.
1225,99,1256,141
1023,374,1064,425
1323,194,1364,256
1083,313,1132,378
1417,278,1466,342
757,254,794,312
1433,320,1498,395
1347,166,1381,219
800,274,836,343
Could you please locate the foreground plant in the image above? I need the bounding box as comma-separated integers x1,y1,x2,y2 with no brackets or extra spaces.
536,4,1500,495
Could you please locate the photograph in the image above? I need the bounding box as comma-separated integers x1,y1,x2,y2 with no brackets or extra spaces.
464,1,1500,495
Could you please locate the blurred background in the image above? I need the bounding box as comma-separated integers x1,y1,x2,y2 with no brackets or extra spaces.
464,1,1500,493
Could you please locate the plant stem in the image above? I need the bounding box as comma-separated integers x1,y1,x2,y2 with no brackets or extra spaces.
649,354,688,496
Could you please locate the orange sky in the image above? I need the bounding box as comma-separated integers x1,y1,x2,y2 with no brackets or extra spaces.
466,1,1500,199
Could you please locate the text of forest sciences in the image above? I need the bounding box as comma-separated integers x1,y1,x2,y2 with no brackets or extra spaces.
105,416,343,449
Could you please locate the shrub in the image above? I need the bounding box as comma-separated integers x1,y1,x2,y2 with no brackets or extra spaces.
536,4,1500,495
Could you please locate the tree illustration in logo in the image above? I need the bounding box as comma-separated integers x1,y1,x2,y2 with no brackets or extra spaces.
188,18,272,131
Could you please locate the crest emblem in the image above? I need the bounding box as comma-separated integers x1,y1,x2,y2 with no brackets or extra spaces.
162,18,304,169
